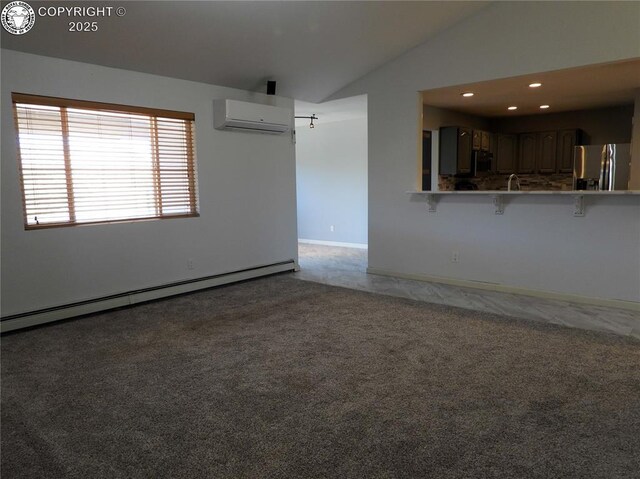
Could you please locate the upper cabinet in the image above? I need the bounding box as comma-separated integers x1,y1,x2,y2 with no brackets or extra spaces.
557,129,582,173
537,130,558,174
516,131,554,174
517,133,536,173
515,129,580,174
472,129,491,152
495,134,517,174
481,131,491,151
439,126,583,177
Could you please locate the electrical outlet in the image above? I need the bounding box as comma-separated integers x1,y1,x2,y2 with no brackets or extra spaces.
187,259,194,270
330,225,335,232
451,251,460,263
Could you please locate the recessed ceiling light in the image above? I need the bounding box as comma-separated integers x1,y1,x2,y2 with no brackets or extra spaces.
461,92,474,97
507,106,518,110
539,104,550,109
529,82,542,88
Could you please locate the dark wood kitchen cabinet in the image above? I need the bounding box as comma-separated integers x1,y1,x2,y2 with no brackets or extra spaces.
472,130,481,150
472,130,491,151
557,129,582,173
517,133,537,173
495,134,517,174
439,126,472,175
537,130,558,173
481,131,491,151
517,130,559,173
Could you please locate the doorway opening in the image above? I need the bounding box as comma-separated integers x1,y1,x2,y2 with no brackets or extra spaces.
294,94,368,274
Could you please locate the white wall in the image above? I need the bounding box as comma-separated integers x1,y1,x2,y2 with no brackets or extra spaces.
631,91,640,190
329,1,640,303
296,117,367,244
1,50,298,316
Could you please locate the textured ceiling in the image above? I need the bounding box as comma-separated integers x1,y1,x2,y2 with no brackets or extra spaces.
1,1,489,102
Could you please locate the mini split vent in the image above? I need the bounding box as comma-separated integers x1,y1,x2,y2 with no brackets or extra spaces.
213,99,291,134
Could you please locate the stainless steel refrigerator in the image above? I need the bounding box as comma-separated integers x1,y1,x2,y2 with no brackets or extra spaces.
573,144,632,190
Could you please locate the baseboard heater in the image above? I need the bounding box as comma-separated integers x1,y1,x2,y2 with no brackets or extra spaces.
1,260,297,333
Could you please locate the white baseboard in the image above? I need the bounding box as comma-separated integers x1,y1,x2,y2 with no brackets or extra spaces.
366,267,640,312
1,260,297,333
298,239,368,249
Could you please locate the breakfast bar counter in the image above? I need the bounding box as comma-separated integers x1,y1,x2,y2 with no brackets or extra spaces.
407,190,640,215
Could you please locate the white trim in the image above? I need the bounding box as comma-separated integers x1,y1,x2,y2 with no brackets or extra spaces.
1,261,297,333
298,239,368,249
366,267,640,312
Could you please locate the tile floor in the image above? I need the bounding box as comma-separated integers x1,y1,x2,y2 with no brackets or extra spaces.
293,242,640,340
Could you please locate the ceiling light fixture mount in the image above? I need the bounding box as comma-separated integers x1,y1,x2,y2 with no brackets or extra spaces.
295,114,318,129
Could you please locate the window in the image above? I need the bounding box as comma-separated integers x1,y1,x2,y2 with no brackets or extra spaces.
12,93,198,229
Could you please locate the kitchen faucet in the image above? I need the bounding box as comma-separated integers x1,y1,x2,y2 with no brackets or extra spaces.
507,173,521,191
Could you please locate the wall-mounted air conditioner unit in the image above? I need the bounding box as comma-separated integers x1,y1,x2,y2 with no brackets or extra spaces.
213,99,291,134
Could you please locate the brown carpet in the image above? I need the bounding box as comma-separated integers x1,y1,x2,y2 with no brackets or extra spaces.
2,274,639,478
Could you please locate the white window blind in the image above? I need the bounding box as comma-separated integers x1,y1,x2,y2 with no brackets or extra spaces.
12,93,198,229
